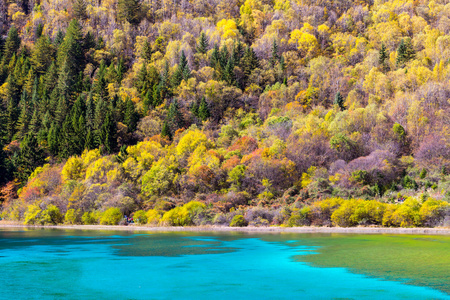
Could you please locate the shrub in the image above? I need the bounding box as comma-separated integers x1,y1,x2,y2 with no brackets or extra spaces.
82,211,97,225
64,209,81,224
160,201,206,226
146,209,162,225
40,205,63,225
24,204,42,225
287,207,311,227
331,199,361,227
133,210,147,224
100,208,123,225
420,199,450,227
230,215,247,227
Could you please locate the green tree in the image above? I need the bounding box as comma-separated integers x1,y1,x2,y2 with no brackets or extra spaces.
15,134,45,184
167,98,184,131
73,0,87,20
378,43,388,72
270,40,280,67
118,0,142,25
334,91,345,111
161,121,172,140
396,38,415,68
196,32,209,54
198,97,210,121
1,26,21,66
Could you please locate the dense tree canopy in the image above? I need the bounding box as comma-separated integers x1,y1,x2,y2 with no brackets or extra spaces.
0,0,449,227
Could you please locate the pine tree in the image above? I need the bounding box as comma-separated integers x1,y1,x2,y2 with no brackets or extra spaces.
100,111,117,154
161,121,172,140
15,134,45,184
198,97,210,121
118,0,142,25
73,0,87,20
167,98,184,130
232,41,244,65
142,40,152,61
223,58,235,85
48,122,60,155
136,63,148,93
54,30,65,46
334,91,345,111
56,19,85,98
270,40,280,67
1,26,21,66
378,43,388,72
16,90,31,139
124,98,139,132
190,100,199,117
396,39,414,68
196,32,209,54
92,60,108,100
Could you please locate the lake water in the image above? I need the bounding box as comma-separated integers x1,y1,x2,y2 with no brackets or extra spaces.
0,228,449,299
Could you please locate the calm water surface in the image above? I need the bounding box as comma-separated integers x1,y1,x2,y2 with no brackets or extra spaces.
0,228,449,299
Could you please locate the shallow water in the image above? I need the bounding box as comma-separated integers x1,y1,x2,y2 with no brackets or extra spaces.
0,229,449,299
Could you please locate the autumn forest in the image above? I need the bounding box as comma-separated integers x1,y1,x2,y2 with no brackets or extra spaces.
0,0,449,227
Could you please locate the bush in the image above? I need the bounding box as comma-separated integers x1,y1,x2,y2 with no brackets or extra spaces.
287,207,311,227
82,211,98,225
24,204,42,225
230,215,247,227
160,201,206,226
100,208,123,225
331,200,360,227
146,209,162,225
420,199,450,227
65,209,81,224
40,205,63,225
133,210,147,224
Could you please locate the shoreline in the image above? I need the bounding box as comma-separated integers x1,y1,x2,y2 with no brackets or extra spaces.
1,223,450,235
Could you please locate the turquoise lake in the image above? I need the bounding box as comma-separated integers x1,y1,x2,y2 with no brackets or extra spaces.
0,229,449,299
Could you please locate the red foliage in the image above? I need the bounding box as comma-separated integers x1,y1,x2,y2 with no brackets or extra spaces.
229,136,258,155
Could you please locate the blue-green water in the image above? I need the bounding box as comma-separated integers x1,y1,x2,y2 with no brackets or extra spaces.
0,229,449,299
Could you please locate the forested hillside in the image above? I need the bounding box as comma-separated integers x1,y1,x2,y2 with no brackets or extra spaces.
0,0,449,226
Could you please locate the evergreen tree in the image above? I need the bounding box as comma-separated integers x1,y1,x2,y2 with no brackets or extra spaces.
100,111,117,154
334,91,345,111
232,41,245,65
223,58,235,85
15,90,30,139
2,26,21,66
56,19,85,98
73,0,88,20
142,40,152,61
161,121,172,140
210,44,220,67
136,63,148,93
172,51,190,87
198,97,210,121
124,98,139,132
190,100,199,117
118,0,142,25
378,43,388,72
92,60,108,100
54,30,65,46
396,38,415,68
270,40,280,67
15,134,45,184
35,23,44,39
196,32,209,54
167,98,184,131
47,122,60,155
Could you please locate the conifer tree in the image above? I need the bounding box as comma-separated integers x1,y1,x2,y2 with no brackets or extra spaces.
270,40,280,67
2,26,21,66
334,91,345,111
73,0,88,20
198,97,210,121
167,98,184,130
124,98,139,132
196,32,209,54
48,122,60,155
378,43,388,72
16,90,30,139
161,121,172,140
396,38,415,68
15,134,45,184
118,0,142,25
54,30,65,46
100,111,117,154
